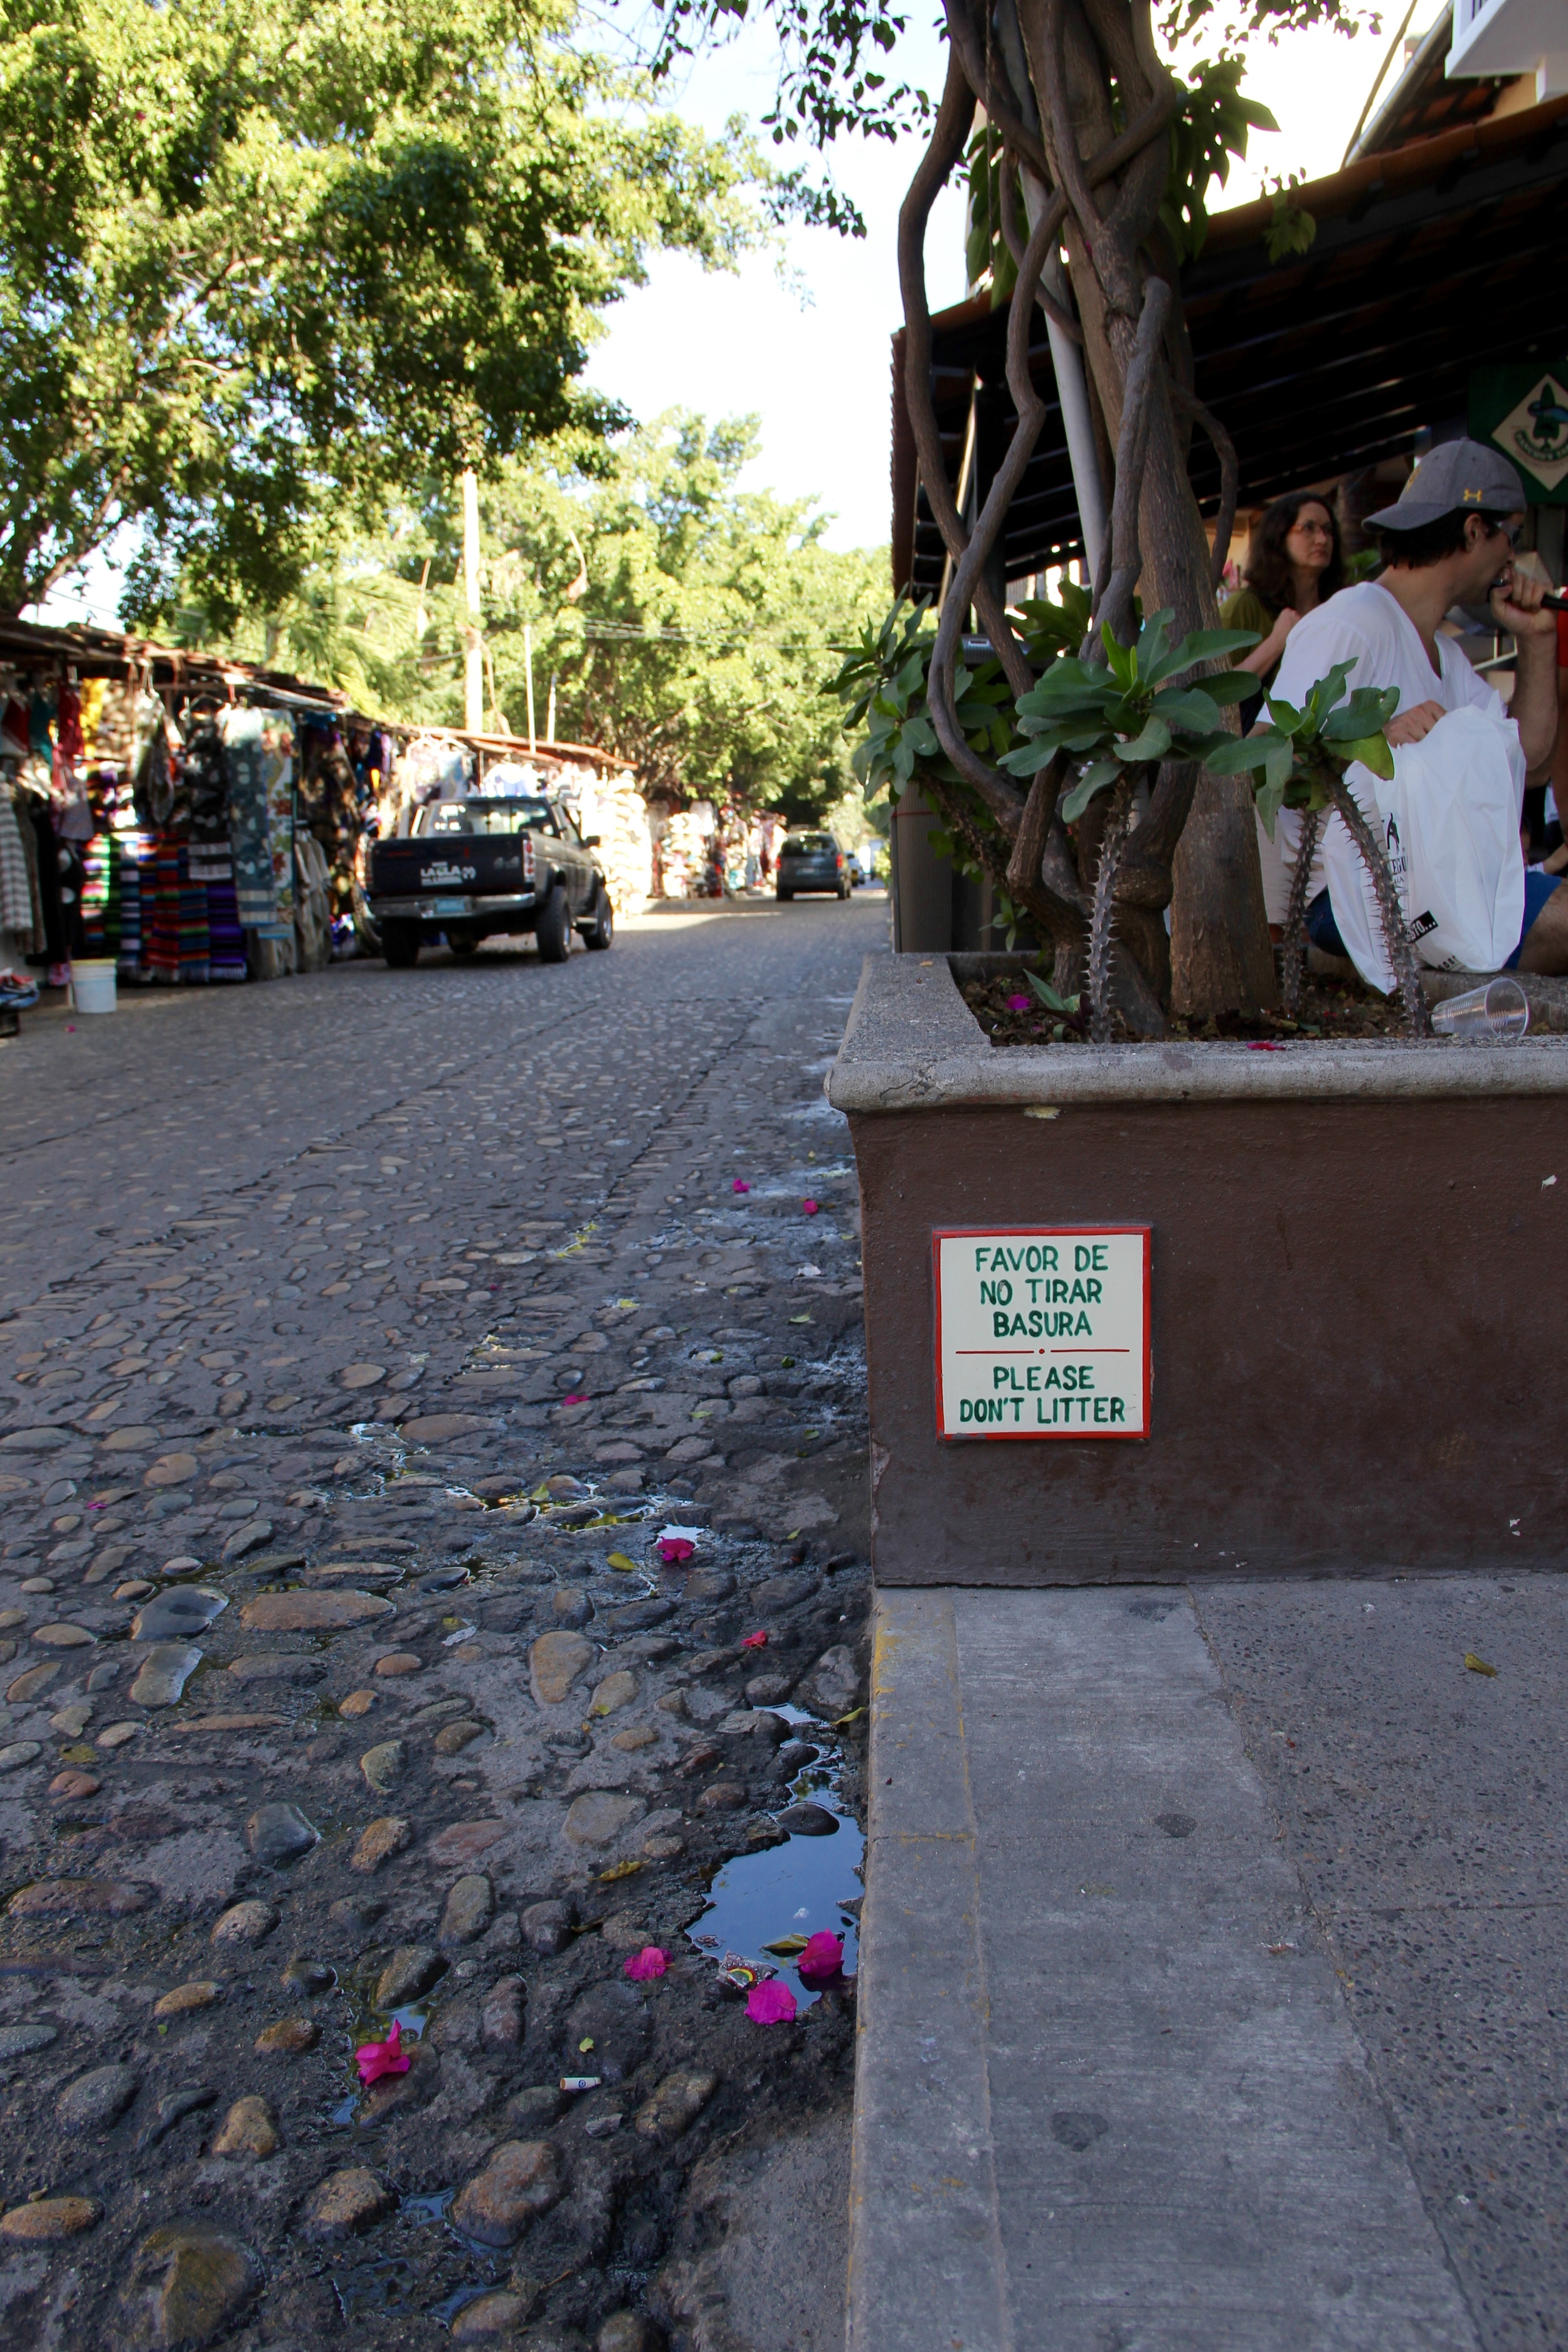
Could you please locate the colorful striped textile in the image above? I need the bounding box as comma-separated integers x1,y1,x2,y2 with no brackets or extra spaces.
80,835,109,957
113,832,149,979
207,866,246,983
178,856,209,983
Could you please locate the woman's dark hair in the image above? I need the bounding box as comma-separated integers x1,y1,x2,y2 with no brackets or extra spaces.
1243,492,1345,610
1373,507,1513,571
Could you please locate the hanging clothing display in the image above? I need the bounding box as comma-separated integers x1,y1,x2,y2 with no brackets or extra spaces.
219,706,275,932
0,785,34,944
0,608,572,1026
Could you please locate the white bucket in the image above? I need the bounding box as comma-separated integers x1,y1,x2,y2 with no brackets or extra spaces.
71,959,117,1015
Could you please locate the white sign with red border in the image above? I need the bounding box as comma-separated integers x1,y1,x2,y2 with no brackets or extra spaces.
933,1226,1151,1440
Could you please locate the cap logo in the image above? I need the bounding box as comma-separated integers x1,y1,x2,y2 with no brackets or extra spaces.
1462,487,1484,502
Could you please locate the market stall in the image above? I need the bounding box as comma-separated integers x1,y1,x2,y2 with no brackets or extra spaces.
0,617,361,1007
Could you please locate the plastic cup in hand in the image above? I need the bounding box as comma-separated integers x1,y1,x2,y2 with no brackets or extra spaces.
1430,977,1528,1043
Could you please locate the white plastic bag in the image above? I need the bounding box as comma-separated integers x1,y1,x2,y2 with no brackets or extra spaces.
1318,706,1525,993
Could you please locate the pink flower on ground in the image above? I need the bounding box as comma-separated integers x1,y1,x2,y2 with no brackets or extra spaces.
561,1392,589,1406
657,1536,695,1566
356,2019,411,2085
797,1932,845,1981
802,1199,820,1216
740,1629,768,1650
746,1980,798,2025
624,1947,668,1981
732,1178,751,1194
1006,992,1032,1012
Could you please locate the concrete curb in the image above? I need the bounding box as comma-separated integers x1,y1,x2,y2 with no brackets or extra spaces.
828,953,1568,1112
849,1585,1480,2350
848,1589,1007,2352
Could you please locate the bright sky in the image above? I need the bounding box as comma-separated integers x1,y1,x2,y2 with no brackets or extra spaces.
41,3,1443,623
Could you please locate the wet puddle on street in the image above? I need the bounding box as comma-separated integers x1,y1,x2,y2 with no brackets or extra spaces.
688,1710,863,2005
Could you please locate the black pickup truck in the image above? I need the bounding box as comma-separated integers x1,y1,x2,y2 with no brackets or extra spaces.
366,793,613,967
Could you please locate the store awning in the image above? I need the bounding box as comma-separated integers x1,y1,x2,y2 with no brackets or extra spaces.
0,612,346,711
893,90,1568,593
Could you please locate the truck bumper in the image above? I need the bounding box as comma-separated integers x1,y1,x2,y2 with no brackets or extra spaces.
370,893,538,926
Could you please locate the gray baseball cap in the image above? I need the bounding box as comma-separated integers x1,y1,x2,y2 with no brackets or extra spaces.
1364,438,1527,530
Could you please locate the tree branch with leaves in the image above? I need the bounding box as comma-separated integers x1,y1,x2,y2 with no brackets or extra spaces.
644,0,1377,1020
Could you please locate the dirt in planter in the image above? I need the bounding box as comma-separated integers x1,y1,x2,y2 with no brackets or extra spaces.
962,967,1412,1047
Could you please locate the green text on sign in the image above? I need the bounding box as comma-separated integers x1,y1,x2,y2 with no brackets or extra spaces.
933,1227,1151,1441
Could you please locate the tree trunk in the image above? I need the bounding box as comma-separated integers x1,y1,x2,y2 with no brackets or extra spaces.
910,0,1278,1018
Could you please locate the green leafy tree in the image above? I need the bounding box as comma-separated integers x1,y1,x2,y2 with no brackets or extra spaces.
480,416,887,811
0,0,765,618
834,593,1258,1034
642,0,1377,1023
164,414,887,818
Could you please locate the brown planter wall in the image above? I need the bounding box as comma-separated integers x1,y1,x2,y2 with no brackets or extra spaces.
832,956,1568,1585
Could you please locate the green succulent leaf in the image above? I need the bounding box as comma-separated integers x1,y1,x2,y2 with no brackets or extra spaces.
1115,716,1172,763
1135,609,1175,677
1024,968,1080,1015
1100,626,1137,687
1320,685,1399,741
1170,627,1263,663
1335,733,1396,779
1204,729,1285,778
1180,729,1237,766
1254,776,1288,839
1150,688,1227,734
998,739,1061,777
1059,758,1125,822
1184,669,1256,706
1300,660,1357,735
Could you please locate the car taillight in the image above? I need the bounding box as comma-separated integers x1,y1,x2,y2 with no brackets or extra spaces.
521,833,535,882
835,854,844,867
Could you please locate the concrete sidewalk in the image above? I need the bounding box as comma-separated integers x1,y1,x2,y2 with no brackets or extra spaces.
849,1587,1480,2351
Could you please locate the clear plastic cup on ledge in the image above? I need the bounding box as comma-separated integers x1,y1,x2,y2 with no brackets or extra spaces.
1429,977,1529,1043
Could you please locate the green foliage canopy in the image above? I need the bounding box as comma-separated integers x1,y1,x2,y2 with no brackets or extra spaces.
0,0,763,616
162,413,887,818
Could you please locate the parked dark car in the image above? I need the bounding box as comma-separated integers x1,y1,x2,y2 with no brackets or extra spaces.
776,832,850,901
366,795,613,968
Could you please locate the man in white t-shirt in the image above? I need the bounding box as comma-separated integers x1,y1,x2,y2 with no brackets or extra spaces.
1268,438,1564,972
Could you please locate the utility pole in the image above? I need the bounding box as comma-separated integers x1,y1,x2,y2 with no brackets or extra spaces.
524,623,536,753
461,469,484,734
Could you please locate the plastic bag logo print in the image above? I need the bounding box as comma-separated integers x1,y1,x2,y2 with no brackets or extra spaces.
933,1227,1151,1441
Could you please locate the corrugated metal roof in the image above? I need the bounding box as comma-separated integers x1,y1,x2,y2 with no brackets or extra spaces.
893,93,1568,593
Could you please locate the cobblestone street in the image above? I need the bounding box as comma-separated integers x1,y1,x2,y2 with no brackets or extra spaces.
0,895,885,2352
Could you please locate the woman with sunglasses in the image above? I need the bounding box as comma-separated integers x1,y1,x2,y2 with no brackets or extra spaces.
1222,493,1345,716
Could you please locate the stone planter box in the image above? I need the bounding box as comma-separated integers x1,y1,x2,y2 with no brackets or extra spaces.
829,953,1568,1584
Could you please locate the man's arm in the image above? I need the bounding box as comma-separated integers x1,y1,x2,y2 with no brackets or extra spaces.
1492,576,1559,776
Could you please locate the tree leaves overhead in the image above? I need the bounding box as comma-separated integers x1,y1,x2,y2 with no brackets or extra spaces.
0,0,766,615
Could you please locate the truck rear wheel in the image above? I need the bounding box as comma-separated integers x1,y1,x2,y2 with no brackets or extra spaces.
583,887,614,950
383,923,420,970
536,884,571,964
